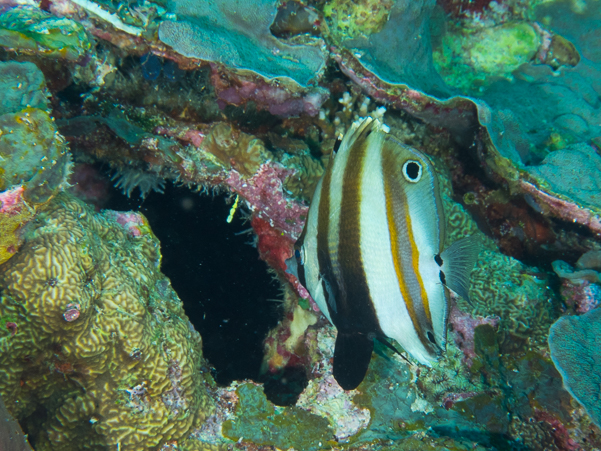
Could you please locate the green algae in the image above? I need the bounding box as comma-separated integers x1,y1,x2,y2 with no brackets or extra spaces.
222,383,333,450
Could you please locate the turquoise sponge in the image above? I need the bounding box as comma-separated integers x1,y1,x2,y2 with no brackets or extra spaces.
548,308,601,427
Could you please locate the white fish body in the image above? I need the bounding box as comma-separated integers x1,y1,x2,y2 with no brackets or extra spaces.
290,117,479,390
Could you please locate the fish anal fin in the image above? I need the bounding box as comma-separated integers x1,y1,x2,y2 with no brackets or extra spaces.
333,333,374,390
440,234,482,304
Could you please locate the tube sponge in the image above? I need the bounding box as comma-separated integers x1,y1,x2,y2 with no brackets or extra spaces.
548,308,601,428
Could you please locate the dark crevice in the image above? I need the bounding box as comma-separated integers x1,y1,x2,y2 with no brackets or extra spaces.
103,181,282,386
262,366,309,406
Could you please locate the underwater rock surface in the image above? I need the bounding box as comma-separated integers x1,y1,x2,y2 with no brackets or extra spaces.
0,0,600,449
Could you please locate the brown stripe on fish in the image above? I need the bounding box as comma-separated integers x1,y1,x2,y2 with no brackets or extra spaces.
381,146,435,349
316,155,337,316
335,128,381,334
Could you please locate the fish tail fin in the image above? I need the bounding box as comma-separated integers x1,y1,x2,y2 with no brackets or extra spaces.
333,332,374,390
440,234,482,304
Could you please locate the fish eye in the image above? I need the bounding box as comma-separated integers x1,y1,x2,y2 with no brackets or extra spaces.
402,160,422,182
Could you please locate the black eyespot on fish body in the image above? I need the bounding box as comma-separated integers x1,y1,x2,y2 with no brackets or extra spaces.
402,160,423,182
439,270,446,285
427,331,436,344
434,254,443,266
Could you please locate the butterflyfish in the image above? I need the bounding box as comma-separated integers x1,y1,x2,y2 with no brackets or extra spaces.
286,117,480,390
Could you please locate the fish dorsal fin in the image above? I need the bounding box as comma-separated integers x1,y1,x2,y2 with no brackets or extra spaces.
439,234,481,304
333,333,374,390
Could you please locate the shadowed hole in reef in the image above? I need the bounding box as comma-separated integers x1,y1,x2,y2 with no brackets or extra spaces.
103,182,282,386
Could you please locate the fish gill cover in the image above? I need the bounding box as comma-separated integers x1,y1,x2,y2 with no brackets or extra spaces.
0,0,600,449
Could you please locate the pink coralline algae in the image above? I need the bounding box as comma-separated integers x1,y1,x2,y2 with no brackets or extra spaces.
226,162,308,240
448,300,499,366
105,211,147,238
0,186,26,215
155,125,207,149
559,280,601,314
251,215,311,301
534,410,580,451
212,67,329,118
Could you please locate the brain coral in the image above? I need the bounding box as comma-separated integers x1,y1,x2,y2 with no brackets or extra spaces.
468,250,555,339
0,194,214,450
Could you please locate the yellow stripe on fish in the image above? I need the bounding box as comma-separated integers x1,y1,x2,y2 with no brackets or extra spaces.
287,117,480,390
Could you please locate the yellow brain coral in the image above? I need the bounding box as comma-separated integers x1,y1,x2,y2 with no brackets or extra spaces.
0,194,214,450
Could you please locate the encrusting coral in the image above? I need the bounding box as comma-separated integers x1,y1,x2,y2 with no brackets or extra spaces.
0,60,72,265
201,122,273,177
0,194,214,450
468,250,555,340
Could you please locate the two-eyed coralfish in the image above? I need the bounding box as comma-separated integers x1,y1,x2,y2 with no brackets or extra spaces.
286,117,480,390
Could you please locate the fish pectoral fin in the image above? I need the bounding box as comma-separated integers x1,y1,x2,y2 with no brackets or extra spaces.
440,234,482,304
333,332,374,390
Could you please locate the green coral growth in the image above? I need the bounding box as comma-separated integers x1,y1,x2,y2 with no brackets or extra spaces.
0,61,49,115
434,22,541,92
222,383,333,450
0,6,90,61
0,107,71,202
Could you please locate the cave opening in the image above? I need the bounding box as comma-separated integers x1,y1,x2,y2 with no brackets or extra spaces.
103,181,282,386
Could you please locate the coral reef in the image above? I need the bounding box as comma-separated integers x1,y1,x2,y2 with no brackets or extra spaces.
0,194,214,450
1,0,601,448
526,144,601,213
0,60,71,205
323,0,394,42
